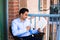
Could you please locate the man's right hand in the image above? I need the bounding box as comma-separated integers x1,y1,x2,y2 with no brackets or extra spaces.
26,26,31,30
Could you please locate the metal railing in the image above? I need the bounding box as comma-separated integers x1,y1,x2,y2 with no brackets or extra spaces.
28,14,60,40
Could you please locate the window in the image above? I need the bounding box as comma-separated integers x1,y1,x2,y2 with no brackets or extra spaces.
50,0,59,21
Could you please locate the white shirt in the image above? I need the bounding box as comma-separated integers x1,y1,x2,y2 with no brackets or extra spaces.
11,18,38,37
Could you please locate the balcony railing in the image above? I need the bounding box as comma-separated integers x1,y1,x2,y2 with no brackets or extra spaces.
28,14,60,40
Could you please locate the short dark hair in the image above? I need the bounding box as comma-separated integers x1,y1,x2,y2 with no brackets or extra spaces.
19,8,29,15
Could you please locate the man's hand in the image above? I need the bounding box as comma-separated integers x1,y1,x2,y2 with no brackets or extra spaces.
38,28,40,32
38,28,43,32
26,26,31,30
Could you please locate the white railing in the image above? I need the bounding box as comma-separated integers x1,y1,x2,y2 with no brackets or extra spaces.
28,14,60,40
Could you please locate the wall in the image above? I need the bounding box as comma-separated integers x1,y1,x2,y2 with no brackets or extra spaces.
8,0,19,40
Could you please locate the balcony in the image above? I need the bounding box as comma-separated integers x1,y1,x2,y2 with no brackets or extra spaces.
28,14,60,40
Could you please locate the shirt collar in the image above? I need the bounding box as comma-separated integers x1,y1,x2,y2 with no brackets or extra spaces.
18,18,26,23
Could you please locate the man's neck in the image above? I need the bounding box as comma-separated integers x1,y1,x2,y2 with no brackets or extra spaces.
20,17,25,22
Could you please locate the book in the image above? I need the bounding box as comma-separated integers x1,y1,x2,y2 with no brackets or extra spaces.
37,17,47,31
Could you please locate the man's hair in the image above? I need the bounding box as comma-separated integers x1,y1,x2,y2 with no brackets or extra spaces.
19,8,29,15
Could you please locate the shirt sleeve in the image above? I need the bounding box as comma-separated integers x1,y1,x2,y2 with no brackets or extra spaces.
29,29,39,34
11,21,28,36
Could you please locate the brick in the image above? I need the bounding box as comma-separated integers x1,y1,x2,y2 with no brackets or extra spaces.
8,8,14,10
9,11,18,13
9,2,14,4
13,5,19,7
13,0,18,2
14,8,19,10
8,0,13,2
9,2,18,4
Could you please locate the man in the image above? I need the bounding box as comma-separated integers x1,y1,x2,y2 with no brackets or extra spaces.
11,8,41,40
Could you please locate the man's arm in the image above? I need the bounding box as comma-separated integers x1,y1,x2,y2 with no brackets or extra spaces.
30,29,40,34
11,21,29,36
27,19,39,34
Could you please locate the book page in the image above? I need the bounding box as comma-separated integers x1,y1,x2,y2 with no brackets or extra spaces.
37,17,47,31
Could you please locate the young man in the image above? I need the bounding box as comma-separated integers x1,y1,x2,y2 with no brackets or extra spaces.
11,8,41,40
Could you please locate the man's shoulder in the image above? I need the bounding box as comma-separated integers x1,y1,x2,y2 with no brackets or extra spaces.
12,18,19,22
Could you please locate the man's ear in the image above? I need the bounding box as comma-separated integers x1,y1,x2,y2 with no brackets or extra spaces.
21,13,22,16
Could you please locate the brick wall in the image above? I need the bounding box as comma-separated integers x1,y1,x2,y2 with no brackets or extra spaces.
8,0,19,40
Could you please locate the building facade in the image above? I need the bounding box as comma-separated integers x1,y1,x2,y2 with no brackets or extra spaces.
8,0,59,40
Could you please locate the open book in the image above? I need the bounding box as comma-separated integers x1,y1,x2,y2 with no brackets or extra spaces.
28,17,47,31
37,17,47,31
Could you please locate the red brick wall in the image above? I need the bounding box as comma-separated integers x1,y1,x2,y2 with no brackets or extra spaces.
8,0,19,40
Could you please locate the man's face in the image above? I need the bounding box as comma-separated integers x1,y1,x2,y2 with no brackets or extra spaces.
21,11,28,20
